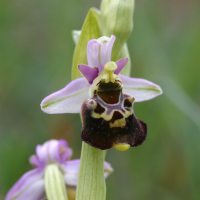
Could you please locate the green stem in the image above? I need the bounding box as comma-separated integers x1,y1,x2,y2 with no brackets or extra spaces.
76,142,106,200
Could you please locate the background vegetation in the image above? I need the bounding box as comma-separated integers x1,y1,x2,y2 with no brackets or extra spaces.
0,0,200,199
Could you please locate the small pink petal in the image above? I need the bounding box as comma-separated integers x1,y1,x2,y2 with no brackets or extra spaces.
35,140,73,166
78,64,99,84
41,77,90,114
62,159,113,187
104,161,113,179
62,159,80,187
5,169,45,200
57,140,73,163
29,155,42,168
114,58,129,75
87,35,116,72
120,74,163,102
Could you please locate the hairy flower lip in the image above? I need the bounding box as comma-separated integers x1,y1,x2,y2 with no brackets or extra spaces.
80,89,148,150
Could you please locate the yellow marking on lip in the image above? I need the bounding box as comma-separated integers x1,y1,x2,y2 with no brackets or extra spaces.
91,98,132,121
92,107,131,121
87,99,97,109
128,96,134,103
114,143,130,151
109,118,126,128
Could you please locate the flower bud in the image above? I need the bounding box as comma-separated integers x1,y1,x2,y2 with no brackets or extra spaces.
100,0,134,60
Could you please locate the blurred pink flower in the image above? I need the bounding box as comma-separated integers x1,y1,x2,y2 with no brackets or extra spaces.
5,140,113,200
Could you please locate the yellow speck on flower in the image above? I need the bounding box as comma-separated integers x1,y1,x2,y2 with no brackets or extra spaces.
114,143,130,151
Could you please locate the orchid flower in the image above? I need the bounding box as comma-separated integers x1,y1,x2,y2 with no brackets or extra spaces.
5,140,113,200
41,35,162,150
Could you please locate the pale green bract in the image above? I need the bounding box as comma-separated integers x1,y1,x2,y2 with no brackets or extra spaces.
71,9,101,80
45,164,68,200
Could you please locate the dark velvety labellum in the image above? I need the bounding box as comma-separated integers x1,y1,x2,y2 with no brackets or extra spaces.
80,99,147,150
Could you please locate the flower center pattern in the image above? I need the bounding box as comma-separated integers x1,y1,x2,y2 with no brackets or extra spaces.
81,62,147,150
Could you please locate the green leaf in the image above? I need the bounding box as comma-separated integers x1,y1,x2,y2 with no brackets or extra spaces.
71,9,101,80
76,142,106,200
45,164,68,200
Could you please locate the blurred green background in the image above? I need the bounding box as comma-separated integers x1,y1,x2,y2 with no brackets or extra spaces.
0,0,200,199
